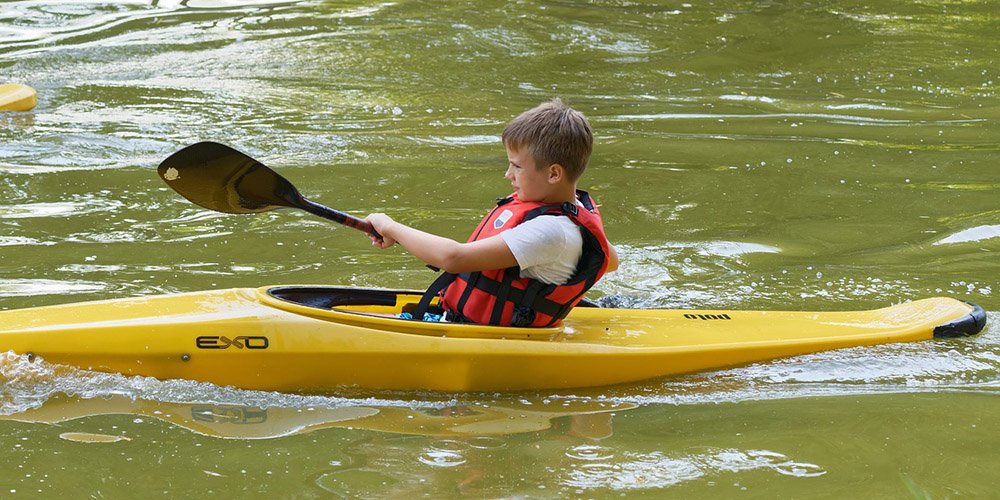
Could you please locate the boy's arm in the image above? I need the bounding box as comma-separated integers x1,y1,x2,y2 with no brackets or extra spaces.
607,244,619,273
365,213,518,273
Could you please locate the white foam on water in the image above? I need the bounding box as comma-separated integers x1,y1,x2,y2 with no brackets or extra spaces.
600,311,1000,406
561,446,824,490
0,351,446,418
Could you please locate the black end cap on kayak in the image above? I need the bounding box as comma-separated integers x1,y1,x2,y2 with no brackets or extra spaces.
933,301,988,338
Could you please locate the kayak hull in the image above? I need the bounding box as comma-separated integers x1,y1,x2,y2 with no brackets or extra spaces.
0,286,987,393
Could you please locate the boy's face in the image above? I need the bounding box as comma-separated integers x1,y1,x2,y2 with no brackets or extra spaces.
504,145,552,202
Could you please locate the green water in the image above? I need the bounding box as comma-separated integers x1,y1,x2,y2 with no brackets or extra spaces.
2,0,998,496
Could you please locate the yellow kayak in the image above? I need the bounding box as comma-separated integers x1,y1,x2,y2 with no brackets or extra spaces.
0,83,37,112
0,286,986,392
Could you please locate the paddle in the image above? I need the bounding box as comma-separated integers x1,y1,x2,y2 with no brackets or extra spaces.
157,141,382,241
0,83,37,112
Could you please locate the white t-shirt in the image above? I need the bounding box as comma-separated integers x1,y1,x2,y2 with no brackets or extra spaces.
499,215,583,285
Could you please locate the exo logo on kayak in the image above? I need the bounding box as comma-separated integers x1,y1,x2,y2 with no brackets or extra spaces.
196,335,269,349
684,313,732,321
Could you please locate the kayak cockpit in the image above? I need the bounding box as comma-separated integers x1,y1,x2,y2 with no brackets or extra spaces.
266,286,420,313
257,286,567,340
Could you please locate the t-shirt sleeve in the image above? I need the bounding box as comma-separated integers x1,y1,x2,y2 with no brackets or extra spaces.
499,216,572,269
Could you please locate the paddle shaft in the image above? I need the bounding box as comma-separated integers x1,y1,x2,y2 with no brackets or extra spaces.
299,198,381,239
301,197,437,270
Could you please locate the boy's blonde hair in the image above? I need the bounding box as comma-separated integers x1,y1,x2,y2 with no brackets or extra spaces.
502,98,593,182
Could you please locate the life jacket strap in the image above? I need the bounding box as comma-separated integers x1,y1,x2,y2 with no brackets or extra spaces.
464,272,566,320
514,280,556,327
417,270,569,324
412,272,457,321
456,271,480,313
490,268,517,325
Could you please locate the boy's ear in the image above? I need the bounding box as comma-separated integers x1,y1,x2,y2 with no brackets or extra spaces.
547,163,565,183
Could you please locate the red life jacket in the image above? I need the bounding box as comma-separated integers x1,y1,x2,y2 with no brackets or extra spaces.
416,190,611,327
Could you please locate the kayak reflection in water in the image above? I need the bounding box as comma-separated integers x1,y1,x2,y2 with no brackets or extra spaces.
365,98,619,327
0,393,633,440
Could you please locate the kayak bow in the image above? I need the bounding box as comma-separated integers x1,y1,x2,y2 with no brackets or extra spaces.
0,286,986,392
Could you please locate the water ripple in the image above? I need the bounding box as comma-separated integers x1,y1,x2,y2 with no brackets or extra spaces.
614,112,925,126
0,199,123,219
0,278,109,297
561,447,824,490
0,0,302,57
417,440,468,467
0,236,54,247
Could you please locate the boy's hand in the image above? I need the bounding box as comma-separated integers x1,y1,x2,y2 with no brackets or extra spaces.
365,213,397,249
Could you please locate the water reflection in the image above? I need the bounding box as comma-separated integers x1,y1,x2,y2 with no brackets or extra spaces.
0,348,633,439
935,224,1000,245
0,393,634,440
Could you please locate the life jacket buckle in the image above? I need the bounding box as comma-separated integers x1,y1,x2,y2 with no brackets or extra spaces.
560,201,579,216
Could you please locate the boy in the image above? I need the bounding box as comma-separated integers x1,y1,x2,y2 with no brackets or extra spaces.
365,98,619,326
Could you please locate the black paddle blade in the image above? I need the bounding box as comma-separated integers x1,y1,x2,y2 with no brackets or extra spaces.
158,142,301,214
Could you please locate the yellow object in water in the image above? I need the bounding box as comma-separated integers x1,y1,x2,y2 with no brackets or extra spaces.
0,393,632,438
0,83,37,111
0,286,986,393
